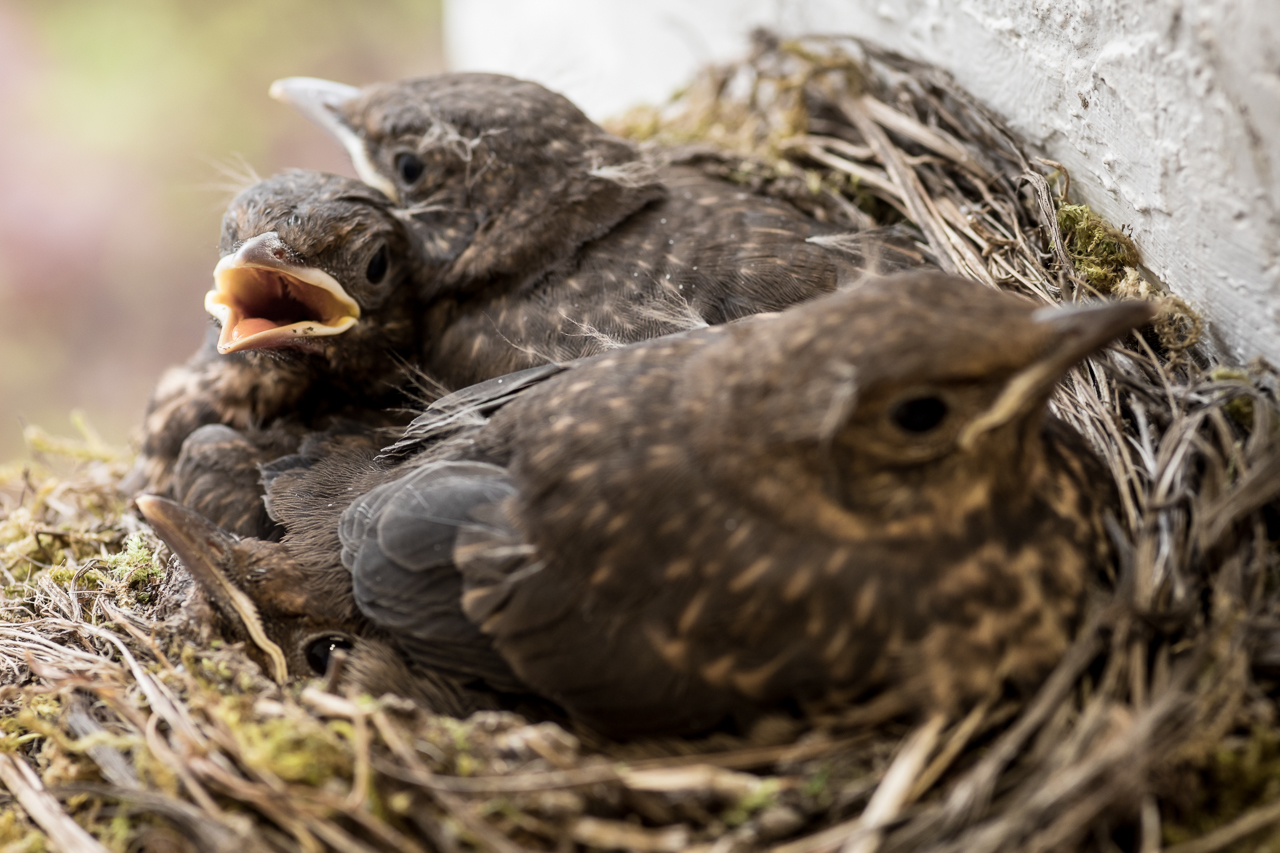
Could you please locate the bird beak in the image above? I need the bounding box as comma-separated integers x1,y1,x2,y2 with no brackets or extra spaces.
269,77,401,203
958,299,1156,449
136,495,290,683
205,231,361,355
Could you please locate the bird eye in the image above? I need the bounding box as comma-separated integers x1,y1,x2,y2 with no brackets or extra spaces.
891,395,949,433
305,635,354,675
395,152,425,185
366,245,388,284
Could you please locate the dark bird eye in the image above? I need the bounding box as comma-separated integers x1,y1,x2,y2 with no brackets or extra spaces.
366,245,388,284
395,152,425,185
305,635,354,675
891,395,949,433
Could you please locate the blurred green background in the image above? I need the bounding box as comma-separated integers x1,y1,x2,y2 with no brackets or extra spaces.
0,0,444,461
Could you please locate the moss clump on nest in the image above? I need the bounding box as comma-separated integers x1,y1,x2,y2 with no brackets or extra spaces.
1,31,1279,853
1051,200,1205,360
607,33,899,227
1104,265,1206,364
1056,202,1140,290
218,695,356,786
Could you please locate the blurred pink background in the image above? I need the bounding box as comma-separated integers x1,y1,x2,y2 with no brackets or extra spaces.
0,1,443,460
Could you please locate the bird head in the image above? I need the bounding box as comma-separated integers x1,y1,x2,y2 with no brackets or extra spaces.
136,495,361,682
208,171,422,377
688,273,1155,534
137,495,506,715
269,73,664,290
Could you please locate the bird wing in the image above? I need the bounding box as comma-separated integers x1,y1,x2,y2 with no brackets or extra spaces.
339,459,530,693
170,423,304,539
805,224,936,280
381,362,573,457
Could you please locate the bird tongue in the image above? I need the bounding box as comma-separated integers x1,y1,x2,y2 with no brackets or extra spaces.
230,317,281,343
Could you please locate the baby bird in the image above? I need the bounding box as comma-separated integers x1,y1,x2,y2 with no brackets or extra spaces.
128,171,426,524
135,74,928,526
271,73,932,389
140,272,1153,740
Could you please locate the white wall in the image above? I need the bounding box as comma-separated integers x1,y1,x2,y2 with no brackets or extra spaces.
447,0,1280,366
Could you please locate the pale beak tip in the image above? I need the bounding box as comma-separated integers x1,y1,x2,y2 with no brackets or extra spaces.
135,494,193,544
134,493,163,520
267,78,289,102
268,76,361,112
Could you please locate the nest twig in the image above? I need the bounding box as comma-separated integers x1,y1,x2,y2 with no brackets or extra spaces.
1,32,1277,853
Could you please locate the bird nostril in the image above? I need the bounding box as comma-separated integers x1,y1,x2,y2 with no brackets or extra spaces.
272,248,287,260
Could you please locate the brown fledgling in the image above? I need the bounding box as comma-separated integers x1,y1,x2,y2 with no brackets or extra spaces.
271,72,932,390
140,273,1152,738
126,171,426,529
132,82,923,529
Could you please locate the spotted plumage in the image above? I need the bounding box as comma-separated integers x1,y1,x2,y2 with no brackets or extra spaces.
132,74,927,525
140,273,1152,737
273,72,933,389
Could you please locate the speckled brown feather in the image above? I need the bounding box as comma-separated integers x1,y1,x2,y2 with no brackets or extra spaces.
141,272,1146,734
329,272,1147,737
329,73,933,388
135,75,928,524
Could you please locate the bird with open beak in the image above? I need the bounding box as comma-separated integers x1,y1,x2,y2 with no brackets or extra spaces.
126,170,427,528
138,273,1153,749
130,75,932,531
268,72,933,391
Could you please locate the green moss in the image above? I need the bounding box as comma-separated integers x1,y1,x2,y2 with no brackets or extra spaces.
96,812,133,853
1164,727,1280,849
442,716,473,752
388,790,415,815
102,532,163,587
219,697,353,786
199,656,235,683
1057,203,1141,291
47,565,106,589
723,778,782,827
0,809,48,852
454,751,478,777
1210,368,1259,432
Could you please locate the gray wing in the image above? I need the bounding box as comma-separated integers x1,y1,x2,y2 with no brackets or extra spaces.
338,460,529,693
170,423,304,539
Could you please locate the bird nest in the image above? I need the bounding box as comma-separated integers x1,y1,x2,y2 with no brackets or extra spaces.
1,32,1279,853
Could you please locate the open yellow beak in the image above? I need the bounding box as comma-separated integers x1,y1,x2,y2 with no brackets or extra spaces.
205,232,360,354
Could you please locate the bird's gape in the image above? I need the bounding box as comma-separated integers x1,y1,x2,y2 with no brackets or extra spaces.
230,270,329,339
206,244,361,354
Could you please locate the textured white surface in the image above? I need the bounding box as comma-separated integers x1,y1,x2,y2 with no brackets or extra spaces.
447,0,1280,364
